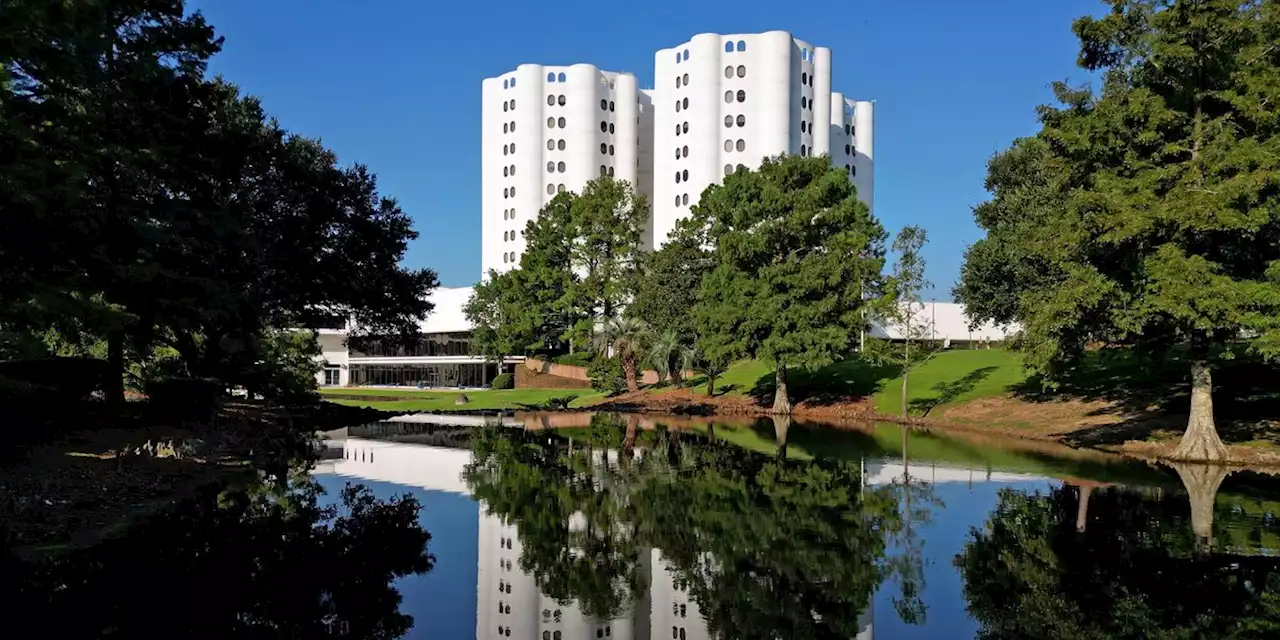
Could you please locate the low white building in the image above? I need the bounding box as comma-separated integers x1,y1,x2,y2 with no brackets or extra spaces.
869,301,1017,345
314,286,512,389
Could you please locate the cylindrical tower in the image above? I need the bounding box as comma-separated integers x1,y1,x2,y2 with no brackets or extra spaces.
812,47,832,156
854,99,875,212
614,73,639,191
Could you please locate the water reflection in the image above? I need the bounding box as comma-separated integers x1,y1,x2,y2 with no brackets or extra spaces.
5,469,433,637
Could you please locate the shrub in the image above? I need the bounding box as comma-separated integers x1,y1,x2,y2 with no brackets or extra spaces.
587,357,627,395
146,377,224,423
490,373,514,390
552,352,594,368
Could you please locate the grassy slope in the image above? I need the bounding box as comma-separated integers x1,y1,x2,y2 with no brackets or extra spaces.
321,349,1027,416
683,348,1026,417
322,387,604,411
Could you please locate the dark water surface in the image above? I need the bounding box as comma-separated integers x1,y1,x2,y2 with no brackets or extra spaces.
9,413,1280,639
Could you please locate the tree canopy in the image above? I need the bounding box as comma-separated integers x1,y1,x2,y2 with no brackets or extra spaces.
1,0,437,398
691,155,886,413
955,0,1280,460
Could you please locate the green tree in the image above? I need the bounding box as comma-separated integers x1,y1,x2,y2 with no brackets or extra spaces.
690,155,886,413
867,226,942,417
517,192,582,350
464,269,531,363
629,224,713,384
955,0,1280,461
569,177,649,324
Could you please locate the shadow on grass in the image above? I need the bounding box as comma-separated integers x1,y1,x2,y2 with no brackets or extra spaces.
908,366,999,417
747,359,900,409
1011,349,1280,447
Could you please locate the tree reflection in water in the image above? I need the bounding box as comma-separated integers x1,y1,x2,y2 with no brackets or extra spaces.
5,471,433,638
957,472,1280,639
465,414,929,639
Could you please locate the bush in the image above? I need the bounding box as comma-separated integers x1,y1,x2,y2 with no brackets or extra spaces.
552,352,594,368
490,372,514,390
587,357,627,395
146,377,224,423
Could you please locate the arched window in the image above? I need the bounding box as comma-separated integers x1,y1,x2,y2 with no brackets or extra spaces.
675,53,680,64
802,72,808,85
608,144,614,155
510,77,516,87
547,161,555,172
557,95,565,106
547,139,554,150
557,117,565,128
675,124,681,136
511,99,516,109
547,72,555,82
676,76,681,88
510,186,515,197
682,122,688,133
845,144,851,155
851,165,857,176
801,96,807,109
557,161,565,172
503,144,508,155
724,91,733,103
600,143,607,154
724,41,733,53
675,171,681,183
682,49,689,60
601,121,608,132
724,66,733,78
681,169,688,181
683,73,688,85
503,79,509,89
800,121,807,133
547,184,555,195
510,143,515,153
600,165,607,176
609,101,615,112
546,95,554,106
800,144,807,156
503,187,509,198
503,102,508,112
557,139,565,150
682,193,689,205
557,184,565,193
600,99,608,111
724,164,732,176
557,72,566,82
682,97,688,109
546,117,554,129
675,148,680,159
736,40,746,51
509,164,516,176
503,123,508,134
682,145,688,157
510,121,516,132
608,123,614,134
676,101,681,113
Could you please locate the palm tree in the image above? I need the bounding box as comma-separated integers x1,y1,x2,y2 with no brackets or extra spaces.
592,317,651,392
645,329,681,385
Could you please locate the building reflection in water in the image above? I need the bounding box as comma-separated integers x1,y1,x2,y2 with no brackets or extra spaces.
317,435,1038,639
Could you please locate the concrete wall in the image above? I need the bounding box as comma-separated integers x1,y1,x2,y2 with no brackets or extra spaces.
523,357,694,386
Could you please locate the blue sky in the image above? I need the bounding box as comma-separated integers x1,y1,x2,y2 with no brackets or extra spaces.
192,0,1102,296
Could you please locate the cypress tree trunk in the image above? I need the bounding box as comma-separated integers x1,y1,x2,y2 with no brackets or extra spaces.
901,374,909,418
772,364,792,414
1075,485,1092,534
1170,462,1229,552
1172,360,1227,462
773,414,791,459
707,370,717,397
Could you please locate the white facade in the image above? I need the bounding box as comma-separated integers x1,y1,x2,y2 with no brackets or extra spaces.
650,31,874,247
869,301,1019,344
482,65,651,276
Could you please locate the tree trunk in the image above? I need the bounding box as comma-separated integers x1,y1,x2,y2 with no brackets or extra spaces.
1170,461,1230,552
1172,360,1227,462
622,417,637,463
707,371,717,397
773,414,791,459
706,423,716,442
105,330,125,410
1075,485,1092,533
901,373,909,418
623,353,639,392
772,364,792,414
671,358,683,389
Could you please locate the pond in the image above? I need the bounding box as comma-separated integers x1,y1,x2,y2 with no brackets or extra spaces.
9,412,1280,638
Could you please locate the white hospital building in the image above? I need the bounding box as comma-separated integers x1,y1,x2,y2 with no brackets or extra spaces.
481,30,874,276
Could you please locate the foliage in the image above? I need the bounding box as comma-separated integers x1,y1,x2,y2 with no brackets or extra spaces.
691,155,886,412
0,357,110,402
552,352,594,367
957,484,1280,639
465,270,531,363
587,356,628,395
1,0,436,403
6,479,433,638
592,316,652,392
144,376,224,423
489,372,514,390
628,224,713,375
569,177,650,322
955,0,1280,458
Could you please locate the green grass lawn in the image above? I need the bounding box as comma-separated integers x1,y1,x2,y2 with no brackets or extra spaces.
678,348,1027,417
321,387,604,412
